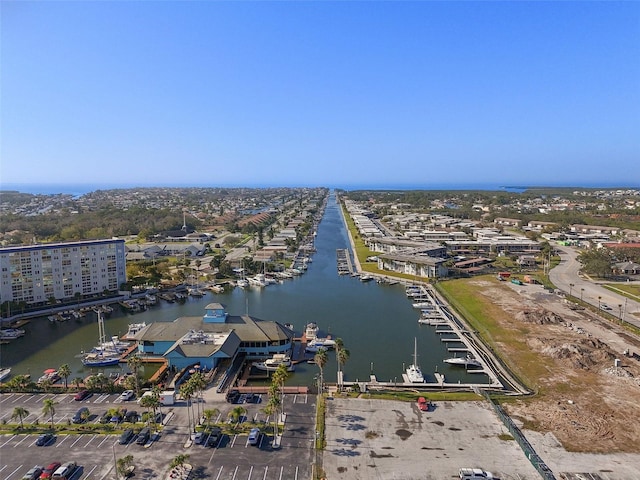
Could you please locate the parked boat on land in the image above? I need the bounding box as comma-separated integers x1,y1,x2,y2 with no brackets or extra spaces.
405,337,425,383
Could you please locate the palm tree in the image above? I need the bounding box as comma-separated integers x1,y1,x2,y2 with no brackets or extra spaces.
116,454,134,480
126,355,143,397
169,454,190,469
271,364,290,417
314,348,328,393
262,395,281,441
42,398,57,429
337,346,350,392
228,406,246,425
202,408,219,428
139,394,160,426
72,377,83,391
179,382,195,434
58,364,71,389
188,372,207,420
11,406,29,429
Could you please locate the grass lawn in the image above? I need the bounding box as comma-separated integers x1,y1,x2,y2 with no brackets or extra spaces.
603,283,640,301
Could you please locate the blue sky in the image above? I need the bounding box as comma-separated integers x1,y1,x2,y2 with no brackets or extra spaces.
1,1,639,190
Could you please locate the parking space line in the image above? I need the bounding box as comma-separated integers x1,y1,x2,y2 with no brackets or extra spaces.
84,434,98,446
13,434,30,448
11,394,28,403
0,435,17,448
213,465,224,480
0,465,7,474
0,394,13,404
5,465,22,479
82,465,99,479
55,434,70,448
277,466,284,480
97,436,113,447
247,465,253,479
231,465,238,480
261,466,268,480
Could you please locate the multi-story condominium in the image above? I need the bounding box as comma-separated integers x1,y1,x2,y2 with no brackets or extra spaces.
0,239,126,307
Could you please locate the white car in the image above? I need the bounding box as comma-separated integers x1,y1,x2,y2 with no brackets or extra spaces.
120,390,135,401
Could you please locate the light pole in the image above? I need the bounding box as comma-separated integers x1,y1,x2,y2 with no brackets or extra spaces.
569,283,574,298
580,288,584,302
598,296,602,310
618,304,623,323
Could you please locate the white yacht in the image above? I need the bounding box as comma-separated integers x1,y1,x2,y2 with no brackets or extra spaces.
305,322,319,340
444,354,482,368
405,337,425,383
305,337,336,353
253,354,295,372
123,322,147,340
0,367,11,382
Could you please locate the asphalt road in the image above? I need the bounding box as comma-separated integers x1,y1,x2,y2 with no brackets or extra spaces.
549,245,640,328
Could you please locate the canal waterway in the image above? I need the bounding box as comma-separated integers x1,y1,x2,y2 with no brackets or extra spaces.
2,192,489,388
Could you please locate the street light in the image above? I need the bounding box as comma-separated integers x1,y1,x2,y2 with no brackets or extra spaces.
598,296,602,310
618,304,623,322
580,288,584,301
569,283,574,297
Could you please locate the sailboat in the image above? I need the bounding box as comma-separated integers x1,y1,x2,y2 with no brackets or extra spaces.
81,312,121,367
405,337,425,383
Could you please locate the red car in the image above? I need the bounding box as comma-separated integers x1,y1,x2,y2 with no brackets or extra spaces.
74,390,91,401
417,397,429,412
39,462,61,479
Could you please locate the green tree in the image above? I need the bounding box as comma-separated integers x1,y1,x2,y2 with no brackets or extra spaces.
314,348,328,393
169,454,190,469
42,398,57,428
11,406,29,429
126,355,143,397
116,454,134,479
228,406,246,424
58,364,71,389
179,382,195,434
202,408,219,428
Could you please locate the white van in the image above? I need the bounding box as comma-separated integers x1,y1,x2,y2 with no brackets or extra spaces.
52,461,77,480
459,468,497,479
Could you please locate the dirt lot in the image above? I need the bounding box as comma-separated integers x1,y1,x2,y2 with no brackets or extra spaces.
469,279,640,455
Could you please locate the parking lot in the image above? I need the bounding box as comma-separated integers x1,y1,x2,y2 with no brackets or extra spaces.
0,391,315,480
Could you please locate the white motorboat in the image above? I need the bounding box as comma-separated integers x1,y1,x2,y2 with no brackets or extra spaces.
0,328,25,340
444,354,482,368
0,367,11,382
405,337,425,383
123,322,147,340
305,337,336,353
253,354,295,372
305,322,319,340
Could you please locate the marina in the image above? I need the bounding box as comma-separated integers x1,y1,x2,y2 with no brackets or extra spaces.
1,192,502,392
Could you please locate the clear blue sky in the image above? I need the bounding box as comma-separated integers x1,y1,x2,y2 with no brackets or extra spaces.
1,1,639,190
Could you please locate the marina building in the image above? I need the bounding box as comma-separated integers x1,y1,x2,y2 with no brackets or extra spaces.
134,303,294,370
0,239,126,307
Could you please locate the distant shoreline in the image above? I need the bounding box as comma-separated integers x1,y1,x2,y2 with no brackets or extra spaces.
1,182,638,196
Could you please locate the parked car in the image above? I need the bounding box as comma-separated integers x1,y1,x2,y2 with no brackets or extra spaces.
119,428,134,445
74,390,91,401
111,408,127,423
39,462,61,480
192,431,204,444
124,410,139,423
35,433,54,446
99,411,111,424
22,466,43,480
207,427,222,447
248,427,261,446
72,406,89,423
120,390,135,401
136,427,151,445
417,397,429,411
245,393,261,404
226,389,240,403
51,461,76,480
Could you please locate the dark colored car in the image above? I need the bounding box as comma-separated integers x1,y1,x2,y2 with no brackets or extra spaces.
35,433,54,446
72,406,89,423
74,390,91,401
99,411,111,424
39,462,61,479
124,410,139,423
119,428,134,445
136,427,150,445
110,408,127,423
207,427,222,447
226,389,240,403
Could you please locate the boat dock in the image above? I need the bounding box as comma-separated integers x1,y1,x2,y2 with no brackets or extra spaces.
336,249,354,275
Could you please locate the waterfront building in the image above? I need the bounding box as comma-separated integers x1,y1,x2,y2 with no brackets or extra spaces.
0,239,126,307
134,303,294,370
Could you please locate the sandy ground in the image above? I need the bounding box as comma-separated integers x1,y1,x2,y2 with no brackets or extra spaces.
467,279,640,477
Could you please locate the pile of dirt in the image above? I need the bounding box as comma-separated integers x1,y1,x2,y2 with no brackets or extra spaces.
515,308,564,325
537,337,616,370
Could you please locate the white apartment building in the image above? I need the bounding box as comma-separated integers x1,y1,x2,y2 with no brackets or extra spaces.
0,239,126,307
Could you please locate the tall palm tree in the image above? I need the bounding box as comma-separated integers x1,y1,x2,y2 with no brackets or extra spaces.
42,398,57,429
169,454,190,469
314,348,328,393
126,355,143,397
58,364,71,389
228,406,246,425
263,395,281,441
72,377,83,391
188,372,207,420
179,382,195,434
140,394,160,427
337,347,350,392
271,364,290,416
202,408,219,428
11,407,29,429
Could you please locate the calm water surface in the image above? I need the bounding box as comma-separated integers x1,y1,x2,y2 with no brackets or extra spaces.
2,193,488,387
